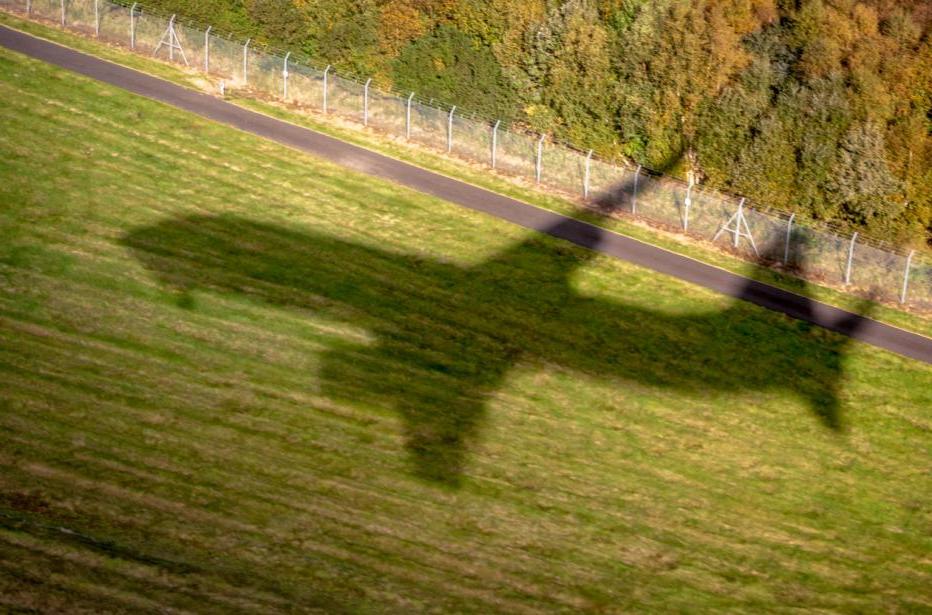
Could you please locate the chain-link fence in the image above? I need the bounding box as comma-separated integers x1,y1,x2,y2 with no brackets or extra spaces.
3,0,929,311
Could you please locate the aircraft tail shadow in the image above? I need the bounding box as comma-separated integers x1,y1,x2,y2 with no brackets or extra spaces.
584,149,875,431
731,236,878,430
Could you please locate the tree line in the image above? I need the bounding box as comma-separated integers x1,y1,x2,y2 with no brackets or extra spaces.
144,0,932,247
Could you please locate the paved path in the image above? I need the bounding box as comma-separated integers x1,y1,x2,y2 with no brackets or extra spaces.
2,24,930,364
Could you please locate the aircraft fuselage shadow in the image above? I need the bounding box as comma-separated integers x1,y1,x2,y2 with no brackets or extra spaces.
123,213,865,486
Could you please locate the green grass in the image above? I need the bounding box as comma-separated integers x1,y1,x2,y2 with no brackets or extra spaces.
1,45,932,613
1,9,930,340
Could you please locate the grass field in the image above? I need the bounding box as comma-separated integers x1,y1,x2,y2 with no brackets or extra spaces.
1,45,931,612
2,10,930,340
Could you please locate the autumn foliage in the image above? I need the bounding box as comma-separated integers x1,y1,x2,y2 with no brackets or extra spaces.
142,0,932,246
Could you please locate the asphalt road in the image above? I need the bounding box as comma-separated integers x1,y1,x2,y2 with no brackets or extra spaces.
2,24,930,364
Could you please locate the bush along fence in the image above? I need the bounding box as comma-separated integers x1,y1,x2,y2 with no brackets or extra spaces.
3,0,930,311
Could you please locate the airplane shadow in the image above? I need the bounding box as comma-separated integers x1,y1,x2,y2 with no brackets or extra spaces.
122,208,870,486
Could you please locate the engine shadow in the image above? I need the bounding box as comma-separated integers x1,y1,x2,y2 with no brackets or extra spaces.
122,211,869,486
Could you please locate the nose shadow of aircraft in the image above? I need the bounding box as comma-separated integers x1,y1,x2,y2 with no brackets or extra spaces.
122,174,871,486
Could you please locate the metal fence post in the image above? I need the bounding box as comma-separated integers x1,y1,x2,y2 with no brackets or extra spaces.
281,51,290,99
94,0,99,37
583,149,593,199
167,15,175,61
130,2,136,49
363,78,371,126
535,134,544,184
491,120,500,169
203,25,211,73
322,65,330,113
844,232,858,285
683,173,694,232
447,106,456,153
26,0,30,16
242,38,250,84
632,165,641,214
733,198,745,248
60,0,65,26
900,250,914,304
783,213,795,265
405,92,413,139
152,16,188,66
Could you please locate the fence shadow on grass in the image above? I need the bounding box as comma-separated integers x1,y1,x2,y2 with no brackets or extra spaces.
122,210,870,486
